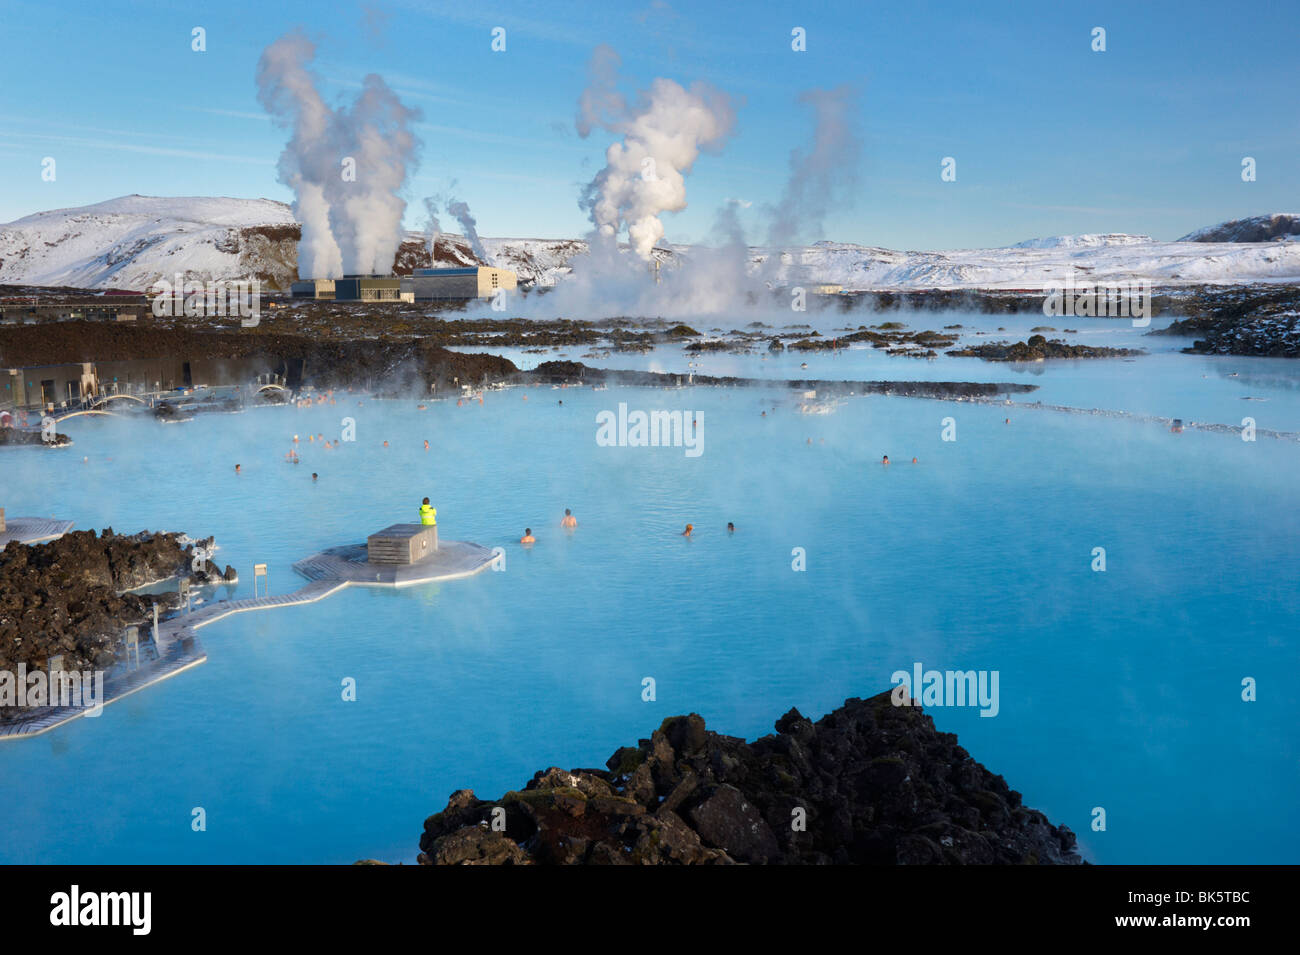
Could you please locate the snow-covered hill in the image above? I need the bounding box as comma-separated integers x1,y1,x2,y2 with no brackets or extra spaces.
0,195,300,290
3,196,1299,293
1178,213,1300,243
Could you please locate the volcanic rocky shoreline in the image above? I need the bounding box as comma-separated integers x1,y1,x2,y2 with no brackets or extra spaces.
0,529,233,722
1152,284,1300,357
410,693,1082,866
0,320,1038,400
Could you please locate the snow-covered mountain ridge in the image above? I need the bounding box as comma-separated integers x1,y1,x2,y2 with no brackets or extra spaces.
3,195,1298,292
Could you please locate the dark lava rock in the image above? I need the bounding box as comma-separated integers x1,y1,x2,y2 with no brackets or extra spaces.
413,693,1082,865
0,529,196,721
1154,284,1300,357
0,428,71,447
947,337,1142,361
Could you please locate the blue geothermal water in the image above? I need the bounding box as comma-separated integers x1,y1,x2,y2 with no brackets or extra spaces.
0,341,1297,864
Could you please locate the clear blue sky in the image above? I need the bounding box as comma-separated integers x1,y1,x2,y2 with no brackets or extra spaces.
1,0,1295,249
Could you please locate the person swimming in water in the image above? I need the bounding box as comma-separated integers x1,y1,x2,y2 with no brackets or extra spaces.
682,524,693,537
235,464,241,473
520,528,535,544
312,472,318,482
561,509,577,528
727,522,735,534
882,455,890,466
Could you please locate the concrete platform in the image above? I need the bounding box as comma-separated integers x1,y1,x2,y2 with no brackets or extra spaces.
0,517,75,548
294,538,496,587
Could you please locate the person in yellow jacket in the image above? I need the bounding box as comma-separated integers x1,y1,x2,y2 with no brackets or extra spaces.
419,498,437,525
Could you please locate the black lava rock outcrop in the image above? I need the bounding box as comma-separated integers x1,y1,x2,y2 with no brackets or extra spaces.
0,428,71,447
0,529,217,720
947,335,1141,361
1155,285,1300,357
415,693,1081,865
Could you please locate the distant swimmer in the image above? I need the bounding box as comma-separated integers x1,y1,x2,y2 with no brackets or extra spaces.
382,440,389,448
682,524,693,538
882,455,890,466
312,472,318,482
420,498,437,526
235,464,241,473
761,411,767,417
520,528,535,544
911,457,918,464
418,404,427,410
293,434,299,443
424,440,430,450
561,509,577,528
727,522,735,534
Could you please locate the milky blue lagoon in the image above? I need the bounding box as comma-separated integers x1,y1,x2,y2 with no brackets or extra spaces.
2,321,1297,864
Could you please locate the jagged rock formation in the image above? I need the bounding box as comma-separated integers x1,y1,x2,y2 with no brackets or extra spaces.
415,693,1082,865
0,529,231,720
1155,284,1300,357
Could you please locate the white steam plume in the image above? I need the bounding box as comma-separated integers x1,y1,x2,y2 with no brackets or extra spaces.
763,86,861,284
576,45,734,260
445,198,489,264
256,31,420,278
423,195,442,260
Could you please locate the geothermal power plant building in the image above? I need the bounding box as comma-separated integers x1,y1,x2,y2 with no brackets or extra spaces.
289,279,335,300
290,268,516,301
331,276,411,302
401,267,517,300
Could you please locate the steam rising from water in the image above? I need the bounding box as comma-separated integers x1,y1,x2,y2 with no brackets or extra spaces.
256,31,420,279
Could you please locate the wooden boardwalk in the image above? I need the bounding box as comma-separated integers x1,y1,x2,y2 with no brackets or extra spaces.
154,579,350,653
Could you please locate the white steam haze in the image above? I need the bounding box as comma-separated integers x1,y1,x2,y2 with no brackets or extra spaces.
576,45,735,261
256,30,420,278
